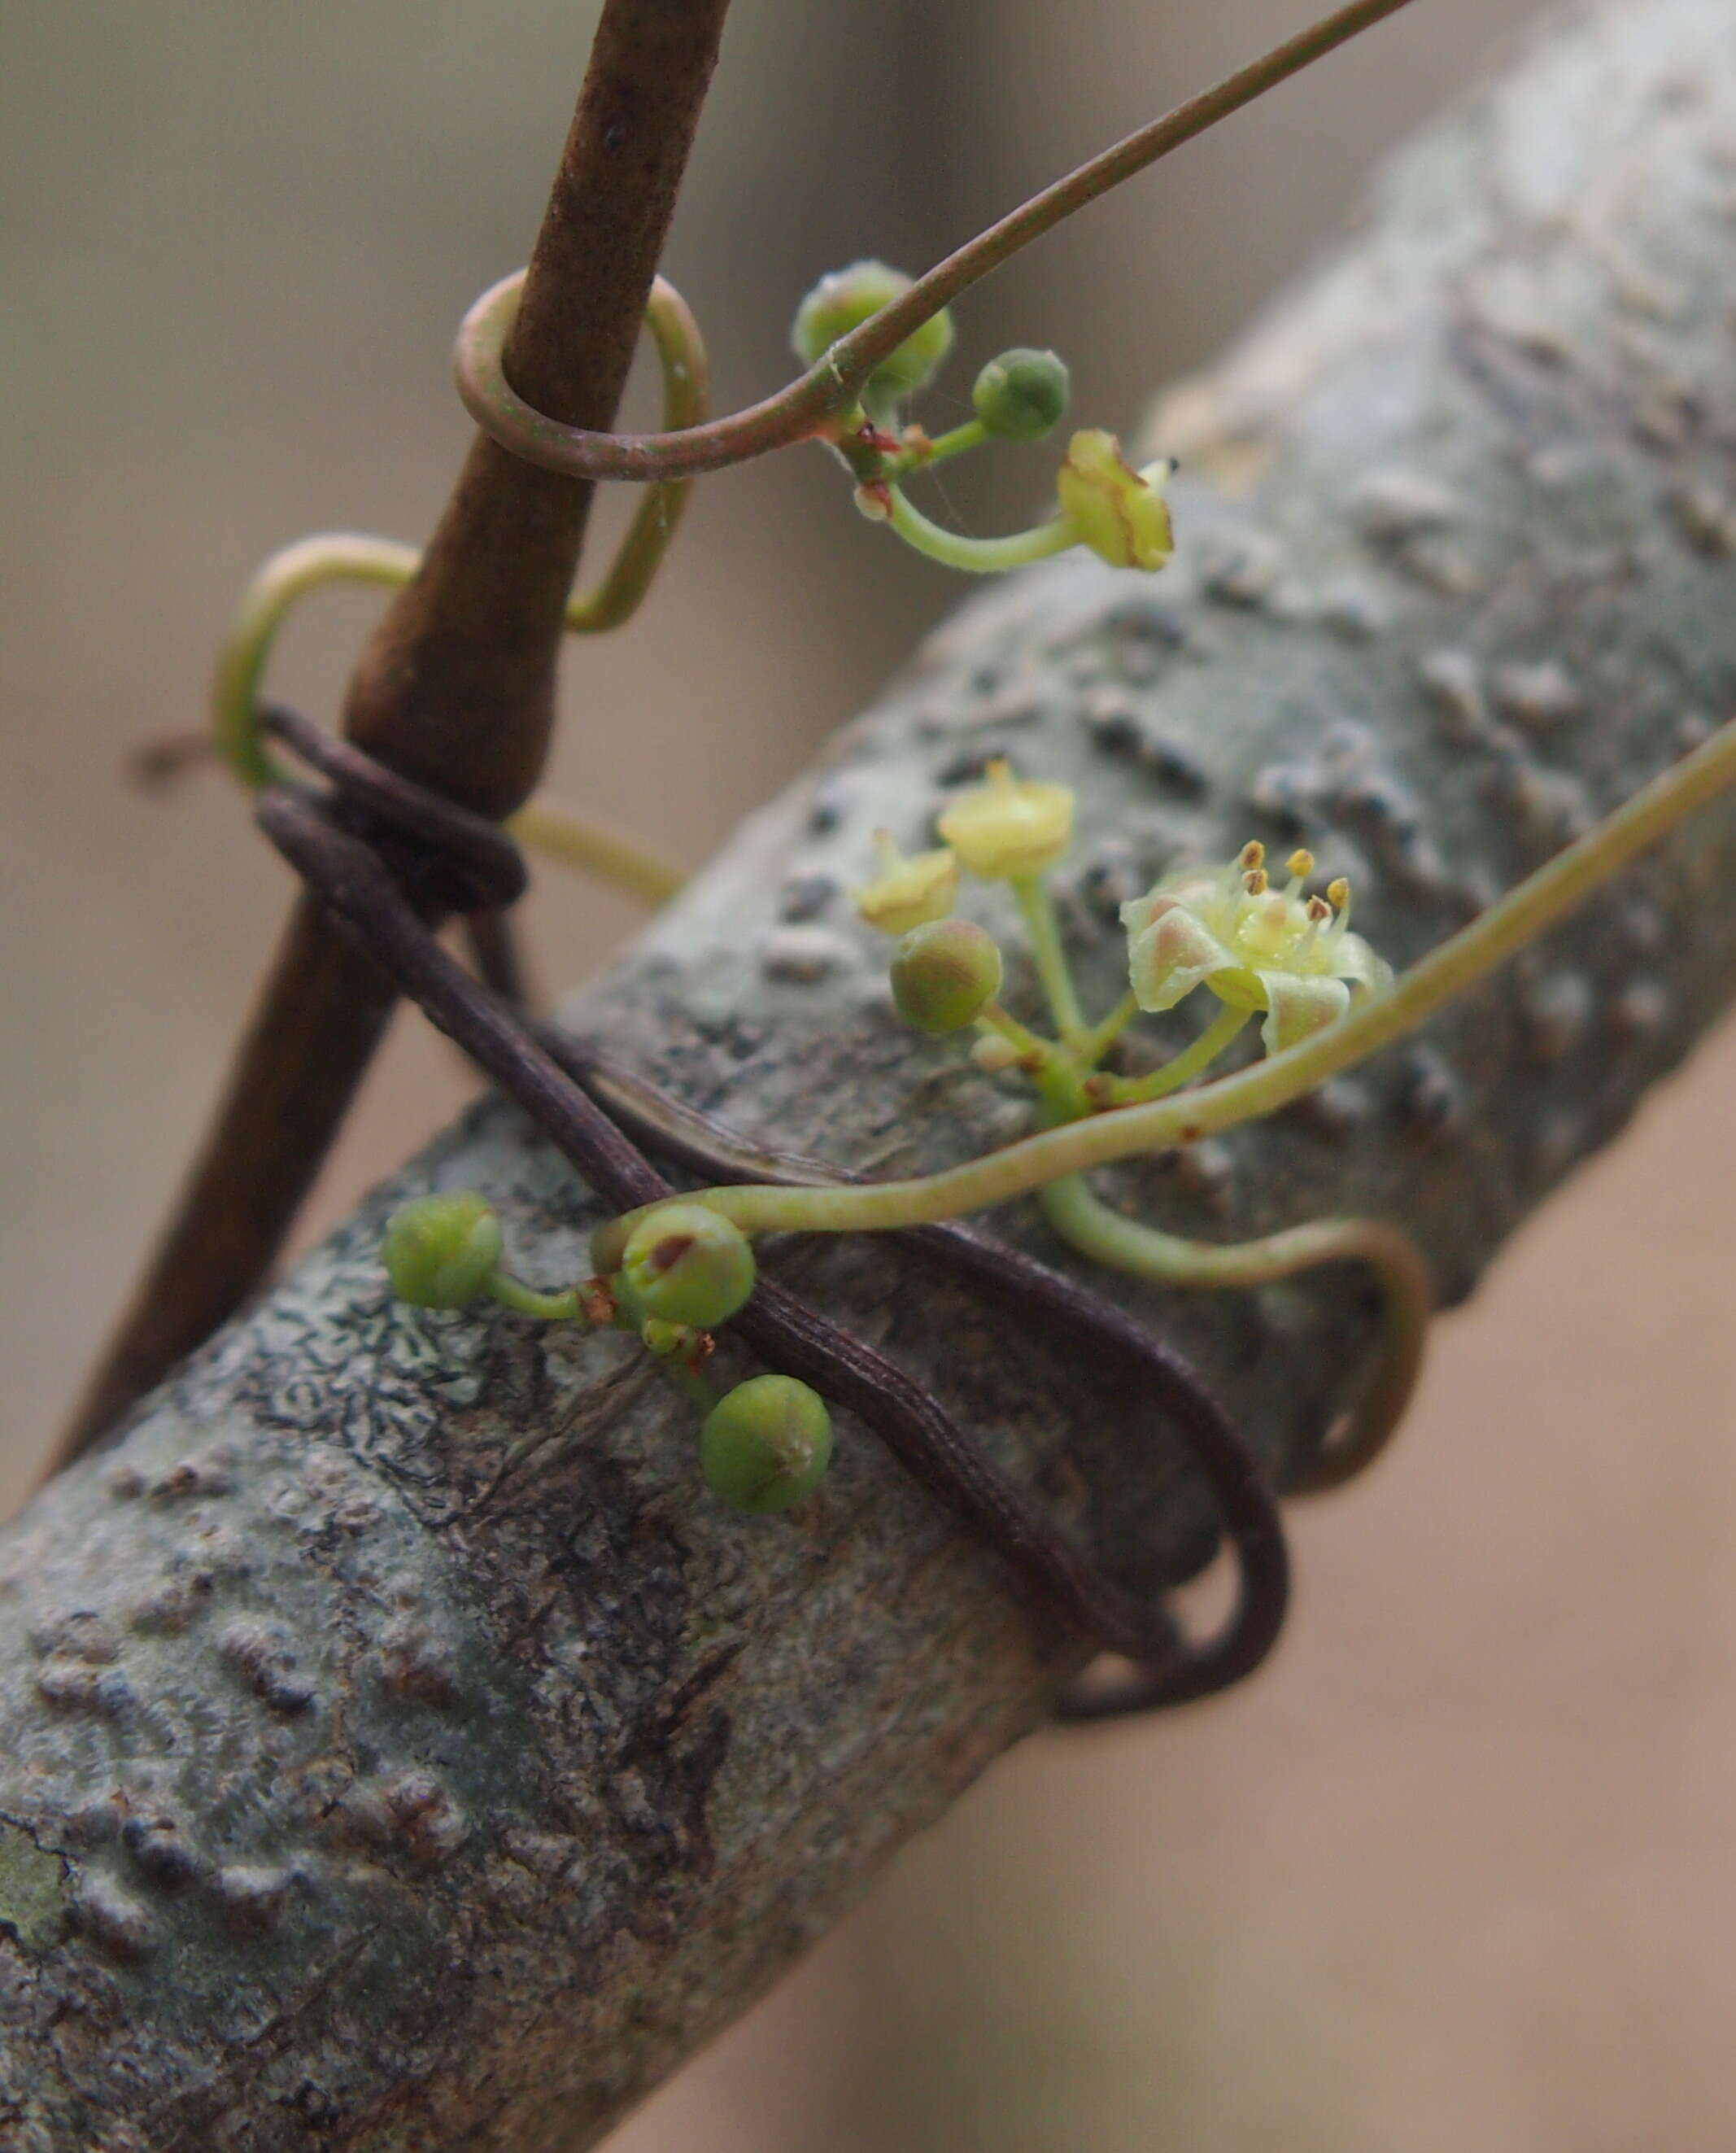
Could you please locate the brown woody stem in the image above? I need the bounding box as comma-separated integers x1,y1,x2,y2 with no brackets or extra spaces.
56,0,735,1468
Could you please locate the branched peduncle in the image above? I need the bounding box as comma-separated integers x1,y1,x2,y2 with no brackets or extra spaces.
600,710,1736,1249
587,704,1736,1477
783,759,1429,1470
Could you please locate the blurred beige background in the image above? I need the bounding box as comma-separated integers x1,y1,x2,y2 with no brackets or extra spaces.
13,2,1736,2146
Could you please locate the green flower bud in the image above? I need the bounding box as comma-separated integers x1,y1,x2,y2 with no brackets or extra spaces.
620,1203,757,1331
891,918,1004,1033
700,1375,834,1514
791,260,955,404
382,1192,503,1309
972,348,1071,441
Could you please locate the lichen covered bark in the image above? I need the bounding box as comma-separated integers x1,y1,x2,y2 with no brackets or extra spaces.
8,0,1736,2142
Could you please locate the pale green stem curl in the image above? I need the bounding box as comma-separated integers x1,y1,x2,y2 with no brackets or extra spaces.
212,274,708,910
486,1271,583,1324
214,535,420,789
883,487,1076,575
1036,1174,1430,1492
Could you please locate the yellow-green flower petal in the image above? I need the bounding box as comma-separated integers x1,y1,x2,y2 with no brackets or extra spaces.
1124,895,1235,1011
1258,969,1350,1056
852,834,959,935
1324,932,1390,997
937,759,1075,880
1055,430,1175,572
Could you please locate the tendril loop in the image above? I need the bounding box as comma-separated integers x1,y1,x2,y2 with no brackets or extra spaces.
451,0,1420,486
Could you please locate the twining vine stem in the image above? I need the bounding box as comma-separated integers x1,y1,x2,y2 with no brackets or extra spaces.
64,0,1423,1464
455,0,1420,482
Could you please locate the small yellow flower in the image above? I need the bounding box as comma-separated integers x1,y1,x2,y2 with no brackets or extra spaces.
1054,430,1175,572
937,759,1075,881
852,830,959,935
1120,842,1391,1056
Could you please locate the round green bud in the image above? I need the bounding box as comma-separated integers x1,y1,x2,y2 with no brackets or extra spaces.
620,1203,757,1331
700,1376,833,1514
971,347,1071,441
890,918,1004,1034
382,1192,503,1309
791,260,955,404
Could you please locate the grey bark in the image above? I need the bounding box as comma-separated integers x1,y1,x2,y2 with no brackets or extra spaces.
7,0,1736,2142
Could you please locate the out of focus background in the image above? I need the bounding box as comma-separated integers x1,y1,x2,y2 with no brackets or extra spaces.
12,2,1736,2146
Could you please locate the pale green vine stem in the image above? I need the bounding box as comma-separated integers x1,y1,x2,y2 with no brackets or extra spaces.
485,1271,583,1324
1036,1173,1429,1492
594,714,1736,1260
1098,1002,1250,1103
506,800,685,907
883,487,1077,574
1011,872,1087,1045
887,417,991,478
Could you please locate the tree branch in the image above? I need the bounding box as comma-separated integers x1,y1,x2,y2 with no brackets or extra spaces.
58,0,735,1462
11,0,1736,2142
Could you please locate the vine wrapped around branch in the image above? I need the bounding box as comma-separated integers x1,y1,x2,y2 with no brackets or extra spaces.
10,2,1736,2146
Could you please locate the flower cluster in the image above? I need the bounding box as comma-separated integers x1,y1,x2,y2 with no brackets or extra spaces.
849,762,1080,1037
789,261,1176,579
380,1190,831,1515
382,776,1402,1531
853,756,1392,1115
851,761,1074,931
